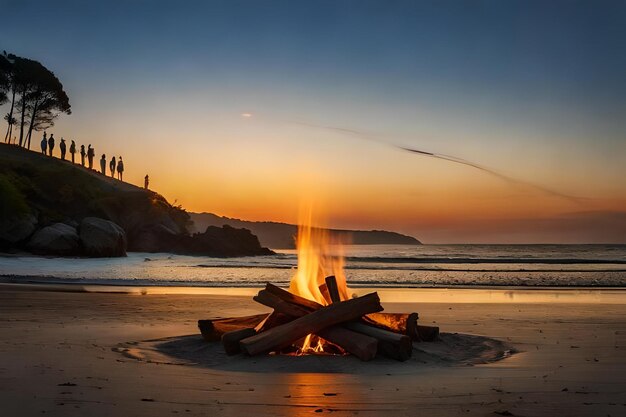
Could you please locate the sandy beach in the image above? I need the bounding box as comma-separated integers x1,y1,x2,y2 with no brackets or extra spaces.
3,2,626,416
0,284,624,416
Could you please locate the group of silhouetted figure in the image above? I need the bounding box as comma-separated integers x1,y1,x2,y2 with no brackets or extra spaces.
39,132,125,181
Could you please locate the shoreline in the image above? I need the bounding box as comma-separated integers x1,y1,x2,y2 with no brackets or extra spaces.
3,274,626,289
2,281,625,304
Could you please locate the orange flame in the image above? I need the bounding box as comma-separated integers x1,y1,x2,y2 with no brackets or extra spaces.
288,208,351,354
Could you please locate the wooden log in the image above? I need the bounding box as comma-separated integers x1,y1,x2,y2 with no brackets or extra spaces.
256,311,291,332
365,312,421,341
253,289,378,361
198,314,268,342
222,328,257,355
417,325,439,341
254,290,312,317
343,321,413,361
406,313,420,341
240,292,383,356
325,275,341,303
318,283,332,305
323,285,415,359
317,327,377,361
261,282,417,357
262,283,423,354
265,283,320,311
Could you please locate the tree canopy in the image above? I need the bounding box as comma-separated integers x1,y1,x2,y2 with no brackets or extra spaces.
1,52,71,147
0,53,11,106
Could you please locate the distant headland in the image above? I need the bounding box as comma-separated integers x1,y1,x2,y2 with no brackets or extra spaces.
190,212,421,249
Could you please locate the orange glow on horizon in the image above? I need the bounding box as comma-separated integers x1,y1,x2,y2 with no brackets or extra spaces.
46,111,625,243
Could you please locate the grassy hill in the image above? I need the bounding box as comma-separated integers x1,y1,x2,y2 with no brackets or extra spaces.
0,143,270,256
0,143,190,243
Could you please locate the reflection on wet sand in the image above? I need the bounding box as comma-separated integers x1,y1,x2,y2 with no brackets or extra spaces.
3,283,622,304
280,372,367,414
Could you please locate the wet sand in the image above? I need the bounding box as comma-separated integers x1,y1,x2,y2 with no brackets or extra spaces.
0,284,624,416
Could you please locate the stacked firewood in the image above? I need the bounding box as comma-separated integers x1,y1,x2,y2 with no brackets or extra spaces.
198,277,439,362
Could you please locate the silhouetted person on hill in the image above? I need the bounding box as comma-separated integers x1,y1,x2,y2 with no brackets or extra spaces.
87,144,94,169
48,134,55,157
80,144,86,166
109,156,116,177
100,154,106,174
59,138,67,160
69,140,76,163
117,156,124,181
40,132,47,155
144,174,149,189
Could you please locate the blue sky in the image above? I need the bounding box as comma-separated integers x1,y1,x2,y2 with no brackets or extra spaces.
2,0,625,242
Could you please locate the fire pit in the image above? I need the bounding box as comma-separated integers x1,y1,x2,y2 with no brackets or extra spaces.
198,280,438,362
197,219,439,362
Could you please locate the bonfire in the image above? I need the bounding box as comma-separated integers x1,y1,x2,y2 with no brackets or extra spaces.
198,217,439,362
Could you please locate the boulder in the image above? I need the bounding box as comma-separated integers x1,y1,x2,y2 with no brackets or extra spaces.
27,223,80,255
130,223,178,252
64,219,79,229
0,213,37,244
79,217,127,257
176,225,274,257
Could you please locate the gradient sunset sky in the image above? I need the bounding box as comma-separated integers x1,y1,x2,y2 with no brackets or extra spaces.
2,0,625,243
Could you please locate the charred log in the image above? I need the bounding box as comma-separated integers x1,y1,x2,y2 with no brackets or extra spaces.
198,314,268,342
240,292,383,356
343,322,412,361
253,288,378,361
222,328,257,355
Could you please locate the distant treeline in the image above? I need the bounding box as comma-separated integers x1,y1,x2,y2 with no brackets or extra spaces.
0,52,71,149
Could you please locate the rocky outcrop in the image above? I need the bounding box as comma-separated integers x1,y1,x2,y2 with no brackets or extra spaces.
177,225,274,257
0,144,273,258
135,224,273,257
27,223,80,255
0,213,37,245
79,217,127,257
130,223,178,252
15,217,127,257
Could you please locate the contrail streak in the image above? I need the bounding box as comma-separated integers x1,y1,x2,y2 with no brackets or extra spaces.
289,120,587,203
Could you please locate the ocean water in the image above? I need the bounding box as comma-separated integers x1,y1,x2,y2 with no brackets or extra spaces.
0,244,625,288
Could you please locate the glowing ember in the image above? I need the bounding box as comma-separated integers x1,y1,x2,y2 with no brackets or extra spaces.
288,209,352,354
